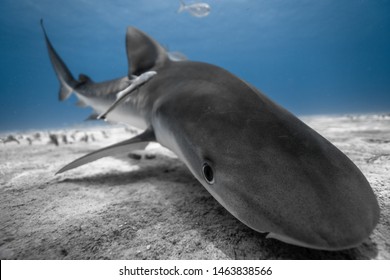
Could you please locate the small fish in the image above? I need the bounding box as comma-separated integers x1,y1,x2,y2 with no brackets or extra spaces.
178,0,211,18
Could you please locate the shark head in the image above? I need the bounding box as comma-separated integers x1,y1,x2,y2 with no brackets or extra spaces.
153,67,380,251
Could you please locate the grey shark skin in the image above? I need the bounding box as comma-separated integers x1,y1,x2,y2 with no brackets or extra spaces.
42,22,380,251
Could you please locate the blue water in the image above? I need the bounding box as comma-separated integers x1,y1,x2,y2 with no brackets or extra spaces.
0,0,389,131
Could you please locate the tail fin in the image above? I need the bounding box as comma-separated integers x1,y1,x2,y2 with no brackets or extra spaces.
40,19,77,101
178,0,186,13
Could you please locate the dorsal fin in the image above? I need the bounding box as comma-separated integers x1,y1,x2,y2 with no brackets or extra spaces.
78,74,93,84
126,27,169,76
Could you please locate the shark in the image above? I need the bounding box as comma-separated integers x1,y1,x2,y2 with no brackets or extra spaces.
41,20,380,251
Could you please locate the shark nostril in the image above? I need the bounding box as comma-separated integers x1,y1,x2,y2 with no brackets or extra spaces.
202,162,214,184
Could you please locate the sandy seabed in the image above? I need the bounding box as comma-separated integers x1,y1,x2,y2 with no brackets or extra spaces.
0,114,389,260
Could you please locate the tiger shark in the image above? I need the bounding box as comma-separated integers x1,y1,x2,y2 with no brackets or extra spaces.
41,20,380,251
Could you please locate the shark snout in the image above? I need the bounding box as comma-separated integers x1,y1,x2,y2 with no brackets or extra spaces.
209,121,380,251
265,181,380,251
221,161,380,250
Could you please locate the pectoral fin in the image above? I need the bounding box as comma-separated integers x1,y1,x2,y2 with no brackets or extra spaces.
56,128,155,174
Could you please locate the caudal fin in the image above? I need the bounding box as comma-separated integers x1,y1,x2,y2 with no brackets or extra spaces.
40,19,77,101
177,0,186,13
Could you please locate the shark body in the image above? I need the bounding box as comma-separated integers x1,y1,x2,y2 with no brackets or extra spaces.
42,21,380,251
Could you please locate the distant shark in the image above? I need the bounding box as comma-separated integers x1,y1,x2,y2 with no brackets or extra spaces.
41,20,380,251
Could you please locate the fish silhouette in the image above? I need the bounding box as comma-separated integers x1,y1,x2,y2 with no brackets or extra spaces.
178,0,211,18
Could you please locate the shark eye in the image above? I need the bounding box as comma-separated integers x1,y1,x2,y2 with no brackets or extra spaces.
202,162,215,184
